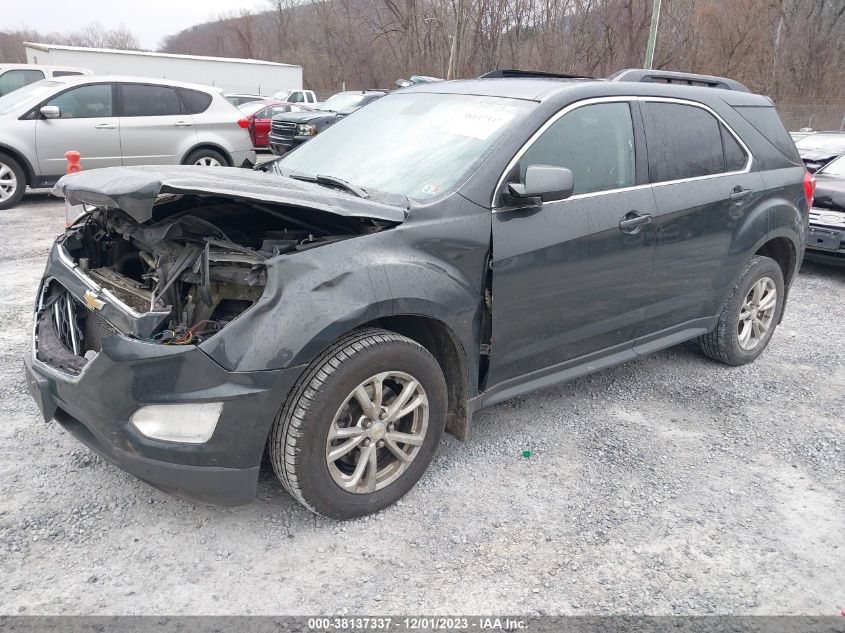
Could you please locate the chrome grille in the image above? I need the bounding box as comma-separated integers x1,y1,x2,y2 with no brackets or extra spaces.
52,289,83,356
271,120,297,139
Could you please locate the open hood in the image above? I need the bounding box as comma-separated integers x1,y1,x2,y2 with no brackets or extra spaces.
53,165,407,224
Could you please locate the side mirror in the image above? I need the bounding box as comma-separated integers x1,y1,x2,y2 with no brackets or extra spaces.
508,165,574,203
40,105,61,119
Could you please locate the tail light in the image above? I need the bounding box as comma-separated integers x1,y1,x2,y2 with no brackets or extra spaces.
237,118,250,129
803,170,816,209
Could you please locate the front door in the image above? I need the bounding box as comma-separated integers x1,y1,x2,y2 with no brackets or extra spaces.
35,82,121,177
488,99,657,387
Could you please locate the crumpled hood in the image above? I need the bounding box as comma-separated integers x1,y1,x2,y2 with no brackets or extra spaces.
52,165,407,224
813,173,845,211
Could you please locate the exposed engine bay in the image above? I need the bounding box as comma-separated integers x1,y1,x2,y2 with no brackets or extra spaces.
52,194,393,351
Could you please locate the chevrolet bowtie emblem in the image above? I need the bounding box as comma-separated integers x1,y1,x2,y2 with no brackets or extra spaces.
83,290,106,311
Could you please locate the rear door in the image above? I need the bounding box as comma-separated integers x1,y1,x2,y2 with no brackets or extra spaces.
488,99,657,386
35,82,121,176
118,83,197,165
635,98,764,345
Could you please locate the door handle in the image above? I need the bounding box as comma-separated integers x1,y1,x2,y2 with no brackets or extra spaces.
173,120,193,127
730,186,753,203
94,123,115,129
619,211,652,234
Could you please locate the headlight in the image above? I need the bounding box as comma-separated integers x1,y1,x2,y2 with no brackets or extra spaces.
130,403,223,443
296,123,318,136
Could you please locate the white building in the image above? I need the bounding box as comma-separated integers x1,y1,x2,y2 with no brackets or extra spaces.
24,43,302,95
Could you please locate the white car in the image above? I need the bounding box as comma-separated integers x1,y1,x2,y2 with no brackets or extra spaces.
0,75,256,209
0,64,93,97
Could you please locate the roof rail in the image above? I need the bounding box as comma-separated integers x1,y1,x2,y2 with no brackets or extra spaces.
608,68,750,92
479,69,593,81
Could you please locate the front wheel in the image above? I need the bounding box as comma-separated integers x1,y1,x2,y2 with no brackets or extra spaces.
0,153,26,210
698,255,785,366
269,328,447,519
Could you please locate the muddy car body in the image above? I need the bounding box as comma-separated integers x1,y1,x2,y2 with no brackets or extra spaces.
24,71,809,519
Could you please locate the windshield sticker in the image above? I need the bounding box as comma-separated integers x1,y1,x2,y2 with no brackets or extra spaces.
429,104,516,140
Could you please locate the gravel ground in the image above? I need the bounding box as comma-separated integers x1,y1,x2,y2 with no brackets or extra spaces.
0,191,843,616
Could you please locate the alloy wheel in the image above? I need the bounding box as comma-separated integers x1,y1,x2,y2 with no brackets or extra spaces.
737,276,777,350
326,371,429,494
0,161,18,202
195,157,222,167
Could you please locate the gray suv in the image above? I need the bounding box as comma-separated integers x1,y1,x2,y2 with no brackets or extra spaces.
24,69,810,519
0,76,256,209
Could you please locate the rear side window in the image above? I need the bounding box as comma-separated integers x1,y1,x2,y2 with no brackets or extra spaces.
120,84,182,116
0,69,45,96
178,88,212,114
733,105,801,163
722,126,747,172
643,102,725,181
520,101,636,195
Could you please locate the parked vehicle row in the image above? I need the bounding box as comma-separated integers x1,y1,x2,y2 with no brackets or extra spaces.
794,131,845,173
0,75,256,209
24,68,811,520
236,99,307,149
268,89,387,155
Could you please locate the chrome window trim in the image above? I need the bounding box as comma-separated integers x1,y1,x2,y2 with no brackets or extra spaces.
492,95,754,211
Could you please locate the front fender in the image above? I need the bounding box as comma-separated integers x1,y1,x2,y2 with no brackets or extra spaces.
200,235,484,374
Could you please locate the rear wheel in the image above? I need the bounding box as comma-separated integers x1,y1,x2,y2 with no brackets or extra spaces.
269,328,447,519
0,153,26,210
185,148,229,167
698,255,784,366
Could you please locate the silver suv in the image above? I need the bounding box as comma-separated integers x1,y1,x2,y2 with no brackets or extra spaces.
0,76,256,209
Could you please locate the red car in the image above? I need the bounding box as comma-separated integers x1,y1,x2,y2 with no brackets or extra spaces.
237,100,308,149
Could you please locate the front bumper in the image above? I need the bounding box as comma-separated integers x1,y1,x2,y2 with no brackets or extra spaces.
267,134,308,156
24,244,304,506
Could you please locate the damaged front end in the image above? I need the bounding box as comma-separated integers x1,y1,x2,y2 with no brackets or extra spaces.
35,167,405,377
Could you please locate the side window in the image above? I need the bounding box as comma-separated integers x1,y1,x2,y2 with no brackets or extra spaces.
288,92,304,103
519,102,636,196
119,84,182,116
52,71,84,77
721,126,748,172
643,102,725,181
0,69,45,96
46,84,113,118
178,88,212,114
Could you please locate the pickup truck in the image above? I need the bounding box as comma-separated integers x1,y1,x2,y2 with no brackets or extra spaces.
267,90,386,155
271,89,319,105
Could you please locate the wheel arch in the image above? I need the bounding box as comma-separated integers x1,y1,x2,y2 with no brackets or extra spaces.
361,315,472,441
0,143,35,186
181,142,233,167
754,236,797,285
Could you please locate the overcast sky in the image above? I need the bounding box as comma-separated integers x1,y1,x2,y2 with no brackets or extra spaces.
5,0,265,49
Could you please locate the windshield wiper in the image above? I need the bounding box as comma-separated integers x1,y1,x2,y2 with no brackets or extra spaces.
287,173,368,198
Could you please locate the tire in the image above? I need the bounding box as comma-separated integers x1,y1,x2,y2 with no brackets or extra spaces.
269,328,447,519
185,148,229,167
698,255,785,366
0,153,26,210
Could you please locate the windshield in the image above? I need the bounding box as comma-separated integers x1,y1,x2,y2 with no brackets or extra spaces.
819,153,845,177
278,92,533,201
0,80,61,116
319,93,370,112
795,134,845,152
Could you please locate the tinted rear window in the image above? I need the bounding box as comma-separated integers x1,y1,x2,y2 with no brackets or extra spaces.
179,88,213,114
120,84,182,116
733,105,801,163
643,102,725,181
